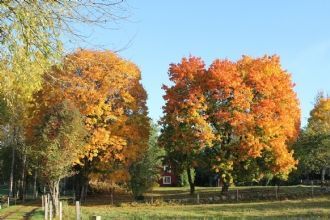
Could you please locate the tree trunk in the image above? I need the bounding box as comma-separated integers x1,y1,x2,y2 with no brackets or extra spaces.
79,178,88,203
321,167,326,186
221,182,229,193
49,180,60,216
187,168,195,194
33,171,38,199
80,184,85,203
77,159,89,203
9,145,15,197
220,175,230,193
20,152,27,201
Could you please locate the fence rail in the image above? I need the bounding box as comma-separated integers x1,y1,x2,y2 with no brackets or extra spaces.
64,185,330,206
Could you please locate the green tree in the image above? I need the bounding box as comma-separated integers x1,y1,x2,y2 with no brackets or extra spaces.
294,94,330,183
129,122,164,200
28,101,87,216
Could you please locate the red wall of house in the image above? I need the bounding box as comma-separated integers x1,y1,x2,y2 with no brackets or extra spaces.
158,171,178,186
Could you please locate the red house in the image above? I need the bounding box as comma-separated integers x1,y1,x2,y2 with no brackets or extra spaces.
158,164,179,186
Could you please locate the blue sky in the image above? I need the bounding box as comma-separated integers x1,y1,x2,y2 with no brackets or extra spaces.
68,0,330,127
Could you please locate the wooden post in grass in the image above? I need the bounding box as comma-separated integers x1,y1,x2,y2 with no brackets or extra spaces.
46,194,49,207
236,189,239,202
59,201,63,220
196,193,200,204
45,196,48,220
275,185,278,200
76,201,80,220
49,200,53,220
7,197,9,207
42,195,44,211
151,196,153,204
311,180,314,197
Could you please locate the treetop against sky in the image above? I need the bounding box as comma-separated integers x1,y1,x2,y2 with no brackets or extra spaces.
64,1,329,126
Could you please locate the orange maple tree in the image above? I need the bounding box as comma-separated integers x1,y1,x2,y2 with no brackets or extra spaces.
160,55,300,192
159,57,215,194
206,55,300,190
29,50,149,189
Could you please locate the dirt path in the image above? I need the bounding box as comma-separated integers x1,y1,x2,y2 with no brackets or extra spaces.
23,207,39,220
0,204,39,220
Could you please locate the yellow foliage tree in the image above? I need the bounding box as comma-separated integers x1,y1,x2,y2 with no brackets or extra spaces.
29,50,149,194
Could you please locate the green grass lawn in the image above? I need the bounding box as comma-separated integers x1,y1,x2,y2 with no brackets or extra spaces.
0,185,327,219
30,196,330,219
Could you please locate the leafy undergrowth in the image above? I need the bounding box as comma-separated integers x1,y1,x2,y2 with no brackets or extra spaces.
30,196,330,219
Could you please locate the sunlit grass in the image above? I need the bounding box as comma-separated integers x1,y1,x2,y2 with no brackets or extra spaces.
30,196,330,219
0,185,325,219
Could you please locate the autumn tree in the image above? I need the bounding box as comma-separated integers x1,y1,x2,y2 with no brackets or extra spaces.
160,55,300,193
206,56,300,191
159,57,215,194
0,0,127,198
307,93,330,134
0,49,48,198
0,0,136,201
0,0,128,61
31,50,149,198
294,93,330,183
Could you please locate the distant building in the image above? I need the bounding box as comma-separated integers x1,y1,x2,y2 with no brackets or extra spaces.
158,164,179,186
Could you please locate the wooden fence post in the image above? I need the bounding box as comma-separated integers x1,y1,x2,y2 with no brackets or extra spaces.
275,185,278,200
236,189,239,202
46,194,49,208
45,196,48,220
110,192,113,205
59,201,63,220
311,180,314,197
42,195,44,211
196,193,200,204
49,200,53,220
76,201,80,220
7,197,9,207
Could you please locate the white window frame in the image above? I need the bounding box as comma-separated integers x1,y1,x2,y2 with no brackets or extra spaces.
163,176,171,184
163,165,171,173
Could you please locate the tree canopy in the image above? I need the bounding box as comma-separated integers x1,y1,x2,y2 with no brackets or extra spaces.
160,55,301,193
294,94,330,182
30,49,150,185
